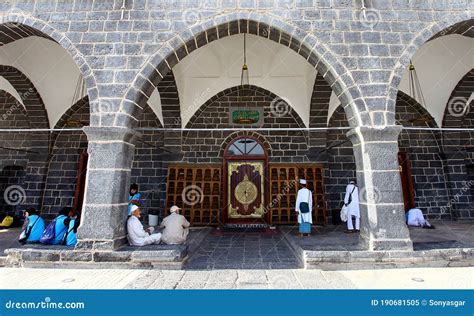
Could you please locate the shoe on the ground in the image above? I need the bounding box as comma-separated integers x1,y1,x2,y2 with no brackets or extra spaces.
344,230,354,234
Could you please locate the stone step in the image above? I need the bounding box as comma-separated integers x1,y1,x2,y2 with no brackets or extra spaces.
3,228,213,270
4,244,188,270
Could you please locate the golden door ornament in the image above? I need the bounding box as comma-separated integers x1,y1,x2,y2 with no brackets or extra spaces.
234,175,258,211
228,161,265,218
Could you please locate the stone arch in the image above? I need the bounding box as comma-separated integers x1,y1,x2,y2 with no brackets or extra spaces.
439,69,474,219
0,13,97,106
396,91,438,129
157,71,180,129
41,96,90,217
185,84,306,130
121,13,362,129
0,65,49,129
180,84,310,164
442,69,474,131
387,15,473,116
328,91,453,219
219,131,272,159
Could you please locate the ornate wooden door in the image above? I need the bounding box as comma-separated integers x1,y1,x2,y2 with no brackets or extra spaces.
227,161,265,219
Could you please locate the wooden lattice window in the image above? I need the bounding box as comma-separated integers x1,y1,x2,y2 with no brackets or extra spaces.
165,164,221,226
269,164,327,225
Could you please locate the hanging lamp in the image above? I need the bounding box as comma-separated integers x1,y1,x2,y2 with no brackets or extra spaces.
240,33,249,86
233,33,256,124
406,60,431,123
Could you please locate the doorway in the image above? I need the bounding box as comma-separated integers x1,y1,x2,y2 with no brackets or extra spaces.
223,137,268,224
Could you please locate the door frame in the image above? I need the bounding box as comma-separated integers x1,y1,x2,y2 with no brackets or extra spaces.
222,136,269,224
398,151,415,211
73,151,88,214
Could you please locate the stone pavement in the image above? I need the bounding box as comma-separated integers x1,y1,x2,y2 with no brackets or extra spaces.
0,228,21,255
0,267,471,289
184,229,302,270
281,220,474,252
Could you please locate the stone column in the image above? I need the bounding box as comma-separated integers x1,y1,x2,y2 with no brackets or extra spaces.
347,125,413,251
77,127,139,250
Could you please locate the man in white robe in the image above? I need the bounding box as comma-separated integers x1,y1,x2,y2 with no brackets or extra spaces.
160,205,190,245
295,179,313,236
127,205,161,246
406,208,432,228
344,181,360,233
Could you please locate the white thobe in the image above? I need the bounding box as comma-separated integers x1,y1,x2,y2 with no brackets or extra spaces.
407,208,430,227
344,184,360,218
127,216,161,246
295,188,313,224
160,213,190,245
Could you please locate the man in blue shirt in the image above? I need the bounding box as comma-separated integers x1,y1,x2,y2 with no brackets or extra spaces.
23,208,45,243
52,208,70,245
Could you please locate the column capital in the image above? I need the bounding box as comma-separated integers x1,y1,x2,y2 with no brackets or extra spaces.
83,126,141,144
346,125,402,144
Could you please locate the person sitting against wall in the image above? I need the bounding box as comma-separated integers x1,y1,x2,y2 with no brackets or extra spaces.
406,208,434,229
53,208,71,245
127,205,161,246
128,183,142,216
160,205,190,245
63,211,80,247
19,208,45,244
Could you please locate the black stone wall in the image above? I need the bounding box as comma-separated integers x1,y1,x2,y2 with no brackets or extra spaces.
0,91,30,213
182,85,309,164
441,69,474,219
326,91,473,220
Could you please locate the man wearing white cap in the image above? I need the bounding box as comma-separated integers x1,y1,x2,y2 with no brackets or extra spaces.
343,180,360,233
159,205,190,245
295,179,313,236
127,205,162,246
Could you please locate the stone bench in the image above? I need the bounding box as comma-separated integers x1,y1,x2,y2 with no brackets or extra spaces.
4,243,188,270
3,228,212,270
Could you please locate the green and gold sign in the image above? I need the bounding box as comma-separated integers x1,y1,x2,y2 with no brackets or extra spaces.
229,107,264,126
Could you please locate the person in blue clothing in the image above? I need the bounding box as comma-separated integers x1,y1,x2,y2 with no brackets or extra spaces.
63,211,80,247
52,208,71,245
22,208,45,243
128,183,141,216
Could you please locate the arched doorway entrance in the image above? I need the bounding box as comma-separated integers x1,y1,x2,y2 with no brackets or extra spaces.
223,136,268,224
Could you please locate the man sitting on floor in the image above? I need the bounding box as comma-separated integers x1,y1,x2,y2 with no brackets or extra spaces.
160,205,190,245
127,205,161,246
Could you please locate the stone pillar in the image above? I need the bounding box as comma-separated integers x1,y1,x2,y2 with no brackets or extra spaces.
77,127,139,250
347,125,413,251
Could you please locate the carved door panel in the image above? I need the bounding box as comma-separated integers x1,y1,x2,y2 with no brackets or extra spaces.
228,161,265,219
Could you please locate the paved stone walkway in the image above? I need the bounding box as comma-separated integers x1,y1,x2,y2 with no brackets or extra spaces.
1,267,471,289
185,230,301,270
0,228,20,255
